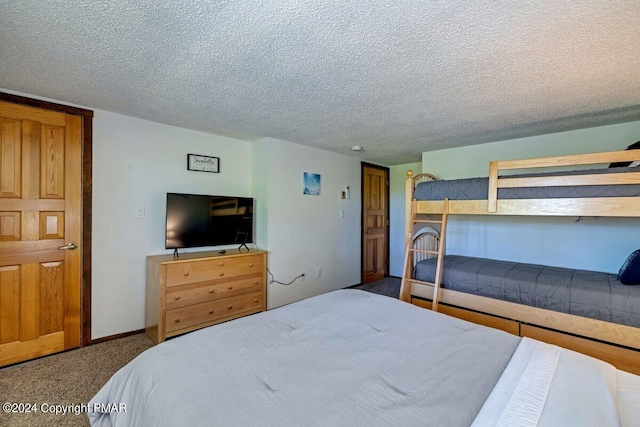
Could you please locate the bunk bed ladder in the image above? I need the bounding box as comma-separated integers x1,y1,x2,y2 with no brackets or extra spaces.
399,198,450,311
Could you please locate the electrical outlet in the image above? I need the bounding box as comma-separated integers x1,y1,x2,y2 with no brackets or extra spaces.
301,273,305,281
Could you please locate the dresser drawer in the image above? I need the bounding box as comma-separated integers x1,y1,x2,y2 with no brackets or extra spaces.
215,276,263,299
203,254,264,281
165,283,218,310
219,291,264,318
166,262,204,287
165,300,220,333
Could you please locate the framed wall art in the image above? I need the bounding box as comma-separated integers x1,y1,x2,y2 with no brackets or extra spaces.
187,154,220,173
303,172,321,195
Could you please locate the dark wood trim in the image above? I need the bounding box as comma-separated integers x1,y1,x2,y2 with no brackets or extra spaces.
90,329,146,345
360,162,391,284
0,92,94,346
0,92,93,118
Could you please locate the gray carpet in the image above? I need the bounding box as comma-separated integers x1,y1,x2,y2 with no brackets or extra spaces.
0,277,400,427
352,276,401,298
0,334,154,427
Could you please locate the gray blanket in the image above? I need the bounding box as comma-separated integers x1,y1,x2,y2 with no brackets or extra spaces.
414,166,640,200
89,290,520,427
415,255,640,328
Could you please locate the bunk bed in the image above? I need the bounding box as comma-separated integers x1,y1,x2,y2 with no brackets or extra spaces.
400,149,640,374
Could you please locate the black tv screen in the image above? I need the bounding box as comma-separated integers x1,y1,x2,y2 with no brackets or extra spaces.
165,193,254,249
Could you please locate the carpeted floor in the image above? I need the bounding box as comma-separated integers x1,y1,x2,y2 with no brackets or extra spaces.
0,276,401,427
0,334,154,427
351,276,401,298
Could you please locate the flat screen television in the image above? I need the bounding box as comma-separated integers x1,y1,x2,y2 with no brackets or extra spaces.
165,193,254,250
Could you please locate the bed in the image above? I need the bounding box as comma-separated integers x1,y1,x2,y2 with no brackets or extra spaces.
88,290,640,427
400,148,640,374
414,255,640,329
407,149,640,216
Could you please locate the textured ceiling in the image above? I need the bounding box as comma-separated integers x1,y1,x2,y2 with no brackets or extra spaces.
1,1,639,165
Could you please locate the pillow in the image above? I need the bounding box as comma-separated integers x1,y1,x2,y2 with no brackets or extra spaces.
609,140,640,168
619,250,640,285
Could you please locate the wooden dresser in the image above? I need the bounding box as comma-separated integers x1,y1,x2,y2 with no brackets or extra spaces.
146,249,267,344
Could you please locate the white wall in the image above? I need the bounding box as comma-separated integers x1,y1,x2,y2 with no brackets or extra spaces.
254,138,361,309
92,111,253,339
389,162,422,276
420,121,640,273
423,121,640,179
251,140,269,249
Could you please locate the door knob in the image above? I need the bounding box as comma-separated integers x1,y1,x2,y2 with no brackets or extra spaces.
58,242,78,250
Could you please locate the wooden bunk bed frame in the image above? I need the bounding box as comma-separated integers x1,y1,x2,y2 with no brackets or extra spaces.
400,149,640,374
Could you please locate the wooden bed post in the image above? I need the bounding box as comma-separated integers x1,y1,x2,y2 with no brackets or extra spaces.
405,170,414,247
400,170,415,302
488,161,498,213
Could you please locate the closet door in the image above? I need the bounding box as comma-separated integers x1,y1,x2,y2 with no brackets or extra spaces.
0,101,82,366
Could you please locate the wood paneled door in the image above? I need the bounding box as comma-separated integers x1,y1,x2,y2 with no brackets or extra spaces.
0,100,83,366
361,163,389,283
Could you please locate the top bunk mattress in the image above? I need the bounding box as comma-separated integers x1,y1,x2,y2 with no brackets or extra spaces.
413,166,640,201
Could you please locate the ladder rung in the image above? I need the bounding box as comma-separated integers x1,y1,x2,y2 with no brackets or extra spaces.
404,278,435,287
409,248,439,254
412,219,442,224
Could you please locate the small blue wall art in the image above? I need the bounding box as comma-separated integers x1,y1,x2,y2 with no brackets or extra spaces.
303,172,321,195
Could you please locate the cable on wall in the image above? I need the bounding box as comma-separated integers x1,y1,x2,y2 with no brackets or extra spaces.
267,269,305,286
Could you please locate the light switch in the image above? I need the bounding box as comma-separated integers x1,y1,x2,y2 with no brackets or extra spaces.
339,210,344,218
136,207,145,219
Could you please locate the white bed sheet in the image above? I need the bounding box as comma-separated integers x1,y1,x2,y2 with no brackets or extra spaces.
472,337,625,427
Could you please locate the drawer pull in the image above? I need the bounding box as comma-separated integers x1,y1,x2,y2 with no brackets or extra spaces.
209,289,215,294
183,272,189,276
174,319,180,323
174,296,181,300
219,272,224,277
253,299,259,303
228,286,234,290
228,305,233,310
249,263,254,267
209,310,214,315
219,262,225,266
254,281,259,285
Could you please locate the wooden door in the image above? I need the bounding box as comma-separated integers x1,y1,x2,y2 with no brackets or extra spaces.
362,164,389,283
0,101,82,366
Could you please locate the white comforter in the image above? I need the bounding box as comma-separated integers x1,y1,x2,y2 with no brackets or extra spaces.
89,290,640,427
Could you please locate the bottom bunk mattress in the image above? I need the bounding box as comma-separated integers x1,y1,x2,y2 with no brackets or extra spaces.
414,255,640,328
